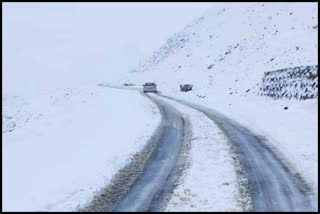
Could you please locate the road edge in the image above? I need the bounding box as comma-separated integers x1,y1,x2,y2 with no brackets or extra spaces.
79,91,165,212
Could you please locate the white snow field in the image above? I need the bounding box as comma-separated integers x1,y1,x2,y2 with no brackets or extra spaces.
2,85,160,211
2,2,318,212
126,2,318,198
152,94,250,211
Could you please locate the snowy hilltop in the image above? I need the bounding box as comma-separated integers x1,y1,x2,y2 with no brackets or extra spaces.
128,3,318,99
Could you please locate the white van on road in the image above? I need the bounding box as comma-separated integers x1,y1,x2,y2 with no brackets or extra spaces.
143,83,157,93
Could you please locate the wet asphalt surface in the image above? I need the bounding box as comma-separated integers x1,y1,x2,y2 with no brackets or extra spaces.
86,84,316,212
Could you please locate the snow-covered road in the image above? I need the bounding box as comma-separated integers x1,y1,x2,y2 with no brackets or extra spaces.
91,86,316,211
160,94,317,211
81,87,189,211
4,84,315,211
113,93,186,211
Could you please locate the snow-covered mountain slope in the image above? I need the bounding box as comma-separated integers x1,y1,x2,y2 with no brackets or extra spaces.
127,2,317,98
2,85,160,211
122,2,318,201
3,88,87,134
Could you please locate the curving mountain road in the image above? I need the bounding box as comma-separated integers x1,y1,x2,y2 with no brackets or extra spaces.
82,85,190,212
93,84,316,212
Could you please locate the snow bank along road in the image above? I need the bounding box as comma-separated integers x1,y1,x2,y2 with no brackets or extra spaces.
92,85,316,211
159,94,316,212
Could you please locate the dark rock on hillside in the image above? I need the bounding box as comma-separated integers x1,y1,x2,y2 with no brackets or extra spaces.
208,64,214,69
259,65,318,100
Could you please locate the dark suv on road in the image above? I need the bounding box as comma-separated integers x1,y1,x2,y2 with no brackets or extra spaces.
180,84,193,92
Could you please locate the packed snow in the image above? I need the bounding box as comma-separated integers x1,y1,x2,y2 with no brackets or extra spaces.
175,93,318,193
152,94,250,211
2,85,160,211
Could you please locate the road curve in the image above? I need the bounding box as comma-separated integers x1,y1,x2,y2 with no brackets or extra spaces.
80,85,189,212
96,84,316,211
112,93,186,211
159,94,316,212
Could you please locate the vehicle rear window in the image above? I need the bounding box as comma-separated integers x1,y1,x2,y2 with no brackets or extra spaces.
145,83,156,86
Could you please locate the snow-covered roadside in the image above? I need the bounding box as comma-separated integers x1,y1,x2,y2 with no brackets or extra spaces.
152,94,251,211
170,91,318,195
2,85,161,211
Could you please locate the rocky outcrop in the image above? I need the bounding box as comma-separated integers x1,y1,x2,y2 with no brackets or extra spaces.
258,65,318,100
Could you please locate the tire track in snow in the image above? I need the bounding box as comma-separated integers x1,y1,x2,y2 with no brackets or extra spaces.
82,85,191,211
154,94,250,211
87,84,316,211
159,94,316,211
112,93,187,211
